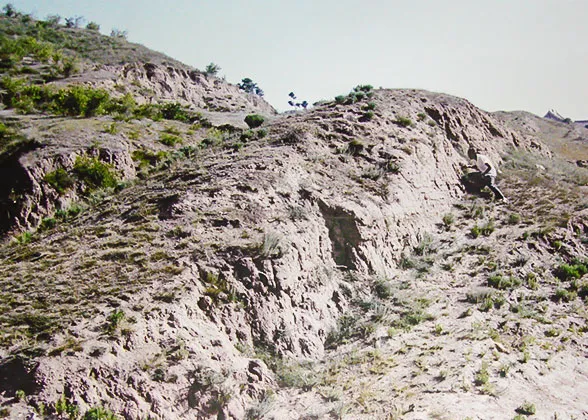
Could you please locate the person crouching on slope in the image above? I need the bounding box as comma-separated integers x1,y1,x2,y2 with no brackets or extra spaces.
467,147,508,202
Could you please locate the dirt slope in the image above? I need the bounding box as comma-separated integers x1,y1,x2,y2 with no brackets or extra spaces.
0,10,587,420
0,85,586,419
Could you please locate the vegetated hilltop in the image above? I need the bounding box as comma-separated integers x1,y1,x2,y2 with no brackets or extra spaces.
0,7,587,420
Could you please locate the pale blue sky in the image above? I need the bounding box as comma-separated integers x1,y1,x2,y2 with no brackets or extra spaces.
8,0,588,119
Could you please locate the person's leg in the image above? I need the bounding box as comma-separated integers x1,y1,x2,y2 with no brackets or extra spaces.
485,175,506,200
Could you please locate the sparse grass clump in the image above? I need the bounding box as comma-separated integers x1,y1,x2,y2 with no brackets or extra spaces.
325,314,362,348
508,213,521,225
202,272,237,302
474,362,489,386
470,220,494,238
394,116,413,128
553,288,576,303
105,309,124,334
340,139,364,156
515,402,536,416
385,160,401,174
487,274,521,290
257,232,287,258
373,278,392,299
442,213,455,228
159,133,182,147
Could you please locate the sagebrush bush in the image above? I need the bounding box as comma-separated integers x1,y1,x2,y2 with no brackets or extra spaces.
344,139,364,156
244,114,264,129
160,102,190,122
44,168,74,194
73,156,118,190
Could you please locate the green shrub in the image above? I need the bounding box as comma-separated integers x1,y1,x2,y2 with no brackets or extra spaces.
508,213,521,225
361,111,375,121
86,22,100,31
204,62,221,76
159,133,182,147
244,114,265,129
554,260,587,281
105,310,124,334
160,102,190,122
334,95,346,104
73,156,118,190
474,362,489,386
52,86,111,117
83,406,119,420
40,217,56,230
202,128,225,147
132,149,170,169
55,205,83,221
353,84,373,93
44,168,74,194
344,139,364,156
395,116,413,128
471,220,494,238
14,231,33,244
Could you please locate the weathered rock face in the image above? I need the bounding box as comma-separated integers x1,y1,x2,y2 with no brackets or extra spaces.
66,62,277,114
2,89,567,419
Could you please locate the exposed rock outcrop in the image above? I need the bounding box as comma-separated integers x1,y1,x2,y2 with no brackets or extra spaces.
64,62,277,115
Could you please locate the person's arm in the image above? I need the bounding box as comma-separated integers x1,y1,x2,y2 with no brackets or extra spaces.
483,163,492,175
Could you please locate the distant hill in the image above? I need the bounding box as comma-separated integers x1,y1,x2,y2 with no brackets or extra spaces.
544,109,588,127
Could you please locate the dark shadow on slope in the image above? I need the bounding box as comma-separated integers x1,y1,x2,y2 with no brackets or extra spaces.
318,200,362,270
0,357,40,397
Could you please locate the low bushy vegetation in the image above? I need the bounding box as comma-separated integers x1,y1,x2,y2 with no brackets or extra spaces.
244,114,265,129
554,259,587,281
334,84,374,105
0,76,199,121
487,274,521,290
44,168,74,194
394,116,413,128
73,156,118,190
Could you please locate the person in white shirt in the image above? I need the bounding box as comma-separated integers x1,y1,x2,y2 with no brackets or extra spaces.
467,147,507,201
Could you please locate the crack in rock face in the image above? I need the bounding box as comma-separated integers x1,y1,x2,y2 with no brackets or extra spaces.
318,200,362,271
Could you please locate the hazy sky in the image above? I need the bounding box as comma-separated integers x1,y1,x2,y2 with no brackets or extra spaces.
8,0,588,119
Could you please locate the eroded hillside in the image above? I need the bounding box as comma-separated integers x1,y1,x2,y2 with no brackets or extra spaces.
0,9,587,420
